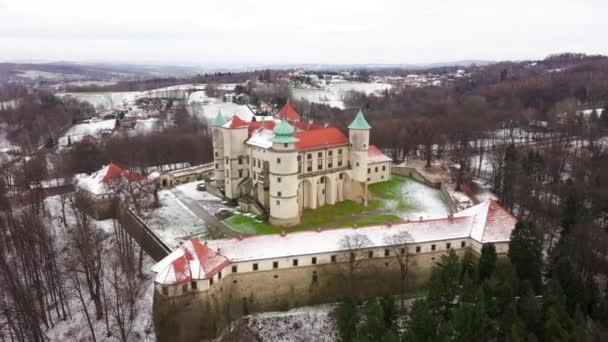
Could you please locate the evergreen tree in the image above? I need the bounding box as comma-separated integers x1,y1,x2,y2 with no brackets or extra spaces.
427,249,460,321
363,298,386,341
337,297,359,342
478,243,497,283
459,272,476,303
542,279,573,341
403,300,442,342
501,143,520,209
560,192,585,238
459,249,476,283
378,295,396,329
517,287,541,338
449,295,489,342
543,308,570,342
508,221,542,293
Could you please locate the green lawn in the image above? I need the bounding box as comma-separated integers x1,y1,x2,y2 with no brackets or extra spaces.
224,200,403,235
369,175,414,211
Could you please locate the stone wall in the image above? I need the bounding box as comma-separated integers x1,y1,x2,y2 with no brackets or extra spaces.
153,246,471,341
116,205,172,262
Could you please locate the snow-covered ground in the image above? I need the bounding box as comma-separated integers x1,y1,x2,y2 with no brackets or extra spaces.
245,304,337,342
43,196,156,342
17,69,80,80
146,181,231,249
292,81,392,109
188,90,254,122
133,118,163,135
58,119,116,146
58,91,141,110
0,123,19,153
389,178,451,220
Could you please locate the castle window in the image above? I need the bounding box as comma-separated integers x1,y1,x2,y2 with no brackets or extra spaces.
273,261,278,269
461,241,466,248
446,243,451,249
382,165,386,171
225,158,228,164
312,271,318,282
293,259,298,266
162,286,169,296
238,157,243,165
232,265,237,273
338,149,342,154
367,178,370,182
356,162,360,167
297,155,302,161
226,171,229,177
431,244,436,251
218,271,222,279
215,152,218,157
363,144,366,148
331,255,336,263
277,191,281,197
257,160,261,167
238,170,243,178
253,263,258,271
317,160,323,170
329,150,333,156
400,247,406,254
277,158,281,164
319,177,324,184
233,280,238,284
191,281,197,290
367,168,371,174
416,246,421,253
368,251,373,258
381,176,384,179
339,173,343,180
312,257,317,264
375,167,378,172
274,275,278,279
284,143,288,148
276,200,280,206
384,249,390,257
277,177,281,183
210,278,214,286
182,284,188,293
318,152,322,158
338,159,343,167
215,163,218,169
307,154,312,160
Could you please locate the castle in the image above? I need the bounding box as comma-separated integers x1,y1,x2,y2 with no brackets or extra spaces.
210,102,392,226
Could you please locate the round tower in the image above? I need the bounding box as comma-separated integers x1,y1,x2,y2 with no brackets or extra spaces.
211,110,227,190
268,120,301,227
348,109,371,183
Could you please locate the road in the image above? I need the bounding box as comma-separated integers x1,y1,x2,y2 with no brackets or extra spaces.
169,187,240,238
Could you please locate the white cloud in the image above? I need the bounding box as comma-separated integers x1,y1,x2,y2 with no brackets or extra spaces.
0,0,606,64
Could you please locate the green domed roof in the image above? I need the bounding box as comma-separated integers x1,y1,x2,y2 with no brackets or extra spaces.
272,120,299,143
212,110,227,126
348,109,371,130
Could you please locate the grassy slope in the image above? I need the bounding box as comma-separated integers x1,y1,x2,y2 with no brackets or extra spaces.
368,175,414,211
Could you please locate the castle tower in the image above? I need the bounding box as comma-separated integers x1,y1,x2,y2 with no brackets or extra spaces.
211,110,227,190
222,115,249,199
348,109,371,183
268,120,301,227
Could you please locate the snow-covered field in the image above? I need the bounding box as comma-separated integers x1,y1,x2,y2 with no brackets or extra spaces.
292,81,392,109
43,196,156,342
58,119,116,146
391,178,451,220
58,91,141,110
188,90,254,122
246,304,337,342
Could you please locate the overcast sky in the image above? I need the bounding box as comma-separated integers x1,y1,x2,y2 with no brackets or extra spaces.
1,0,606,65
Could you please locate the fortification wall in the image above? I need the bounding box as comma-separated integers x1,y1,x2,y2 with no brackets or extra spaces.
153,247,470,341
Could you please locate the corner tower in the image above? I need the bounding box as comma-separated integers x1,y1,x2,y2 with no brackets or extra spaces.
211,110,227,190
268,120,300,227
348,109,371,183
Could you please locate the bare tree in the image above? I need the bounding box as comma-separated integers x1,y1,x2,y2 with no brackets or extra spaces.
339,233,372,296
384,231,413,310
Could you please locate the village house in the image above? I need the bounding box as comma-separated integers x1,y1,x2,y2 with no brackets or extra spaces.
211,102,392,226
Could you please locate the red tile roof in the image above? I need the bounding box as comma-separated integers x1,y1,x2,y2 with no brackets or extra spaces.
274,101,301,123
294,127,349,151
368,145,392,164
227,115,249,128
101,162,145,183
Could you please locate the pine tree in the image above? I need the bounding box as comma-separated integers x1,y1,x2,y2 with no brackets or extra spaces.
449,295,489,342
517,287,541,338
363,298,386,341
427,249,460,321
404,300,440,342
543,308,570,342
459,249,476,283
337,297,359,342
478,243,497,283
508,221,542,293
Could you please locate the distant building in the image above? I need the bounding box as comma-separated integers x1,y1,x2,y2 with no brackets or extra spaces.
210,102,392,226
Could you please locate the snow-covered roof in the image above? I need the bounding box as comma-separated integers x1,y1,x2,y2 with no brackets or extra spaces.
75,163,145,195
368,145,392,164
247,128,275,149
153,200,516,285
